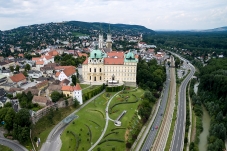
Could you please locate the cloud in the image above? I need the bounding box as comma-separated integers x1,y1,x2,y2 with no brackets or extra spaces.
0,0,226,30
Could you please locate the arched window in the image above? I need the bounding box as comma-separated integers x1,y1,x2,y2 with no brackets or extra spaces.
90,68,91,72
94,76,96,81
94,68,96,72
100,76,102,80
100,68,101,72
90,76,91,80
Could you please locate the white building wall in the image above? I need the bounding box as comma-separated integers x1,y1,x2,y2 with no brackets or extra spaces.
73,90,83,105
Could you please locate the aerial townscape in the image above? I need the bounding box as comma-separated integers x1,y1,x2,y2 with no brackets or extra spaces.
0,3,227,151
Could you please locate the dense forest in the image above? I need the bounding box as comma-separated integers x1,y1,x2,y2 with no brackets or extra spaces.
143,32,227,58
195,58,227,151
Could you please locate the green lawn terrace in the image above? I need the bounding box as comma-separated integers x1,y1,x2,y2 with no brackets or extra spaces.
61,92,117,151
95,88,145,151
61,87,145,151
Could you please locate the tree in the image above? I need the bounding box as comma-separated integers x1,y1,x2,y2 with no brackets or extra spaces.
0,108,9,122
9,66,14,72
4,102,12,108
15,65,20,72
7,94,13,99
71,75,77,85
73,98,80,108
25,64,31,71
4,108,15,132
14,108,31,127
144,91,156,102
26,91,33,102
51,91,62,102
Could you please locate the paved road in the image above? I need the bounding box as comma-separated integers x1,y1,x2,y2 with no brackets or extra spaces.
141,64,171,151
41,90,105,151
0,137,28,151
170,53,195,151
151,56,176,151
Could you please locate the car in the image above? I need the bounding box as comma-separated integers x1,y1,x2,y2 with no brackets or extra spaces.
151,127,154,131
160,113,163,116
155,126,158,129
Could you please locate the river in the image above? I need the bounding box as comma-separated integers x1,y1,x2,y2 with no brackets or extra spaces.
198,105,211,151
194,82,211,151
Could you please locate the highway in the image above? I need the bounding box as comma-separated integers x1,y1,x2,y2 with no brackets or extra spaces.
141,64,171,151
0,137,28,151
170,53,195,151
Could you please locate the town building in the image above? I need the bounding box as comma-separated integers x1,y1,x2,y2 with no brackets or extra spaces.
61,83,83,104
82,49,138,87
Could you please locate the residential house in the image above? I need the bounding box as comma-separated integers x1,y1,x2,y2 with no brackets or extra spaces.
24,86,39,96
8,87,24,97
28,70,42,79
55,66,76,82
32,96,51,107
36,80,49,90
0,88,8,107
0,61,15,70
61,83,82,104
46,84,62,96
8,73,26,86
40,63,57,77
0,83,16,91
0,75,7,84
0,69,12,77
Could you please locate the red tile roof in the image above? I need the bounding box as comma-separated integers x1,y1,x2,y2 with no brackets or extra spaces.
55,72,60,77
44,55,52,60
82,58,88,65
107,51,124,58
61,84,81,92
32,57,41,61
48,50,58,56
63,66,76,77
10,73,26,82
78,52,88,58
74,83,82,90
104,58,124,65
61,85,74,92
55,66,74,70
36,61,44,65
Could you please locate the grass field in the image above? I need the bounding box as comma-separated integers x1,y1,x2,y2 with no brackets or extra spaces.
82,85,100,94
94,88,144,151
61,92,116,151
0,144,12,151
61,87,145,151
80,84,90,89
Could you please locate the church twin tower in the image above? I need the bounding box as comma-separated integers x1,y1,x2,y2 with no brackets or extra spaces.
98,24,112,50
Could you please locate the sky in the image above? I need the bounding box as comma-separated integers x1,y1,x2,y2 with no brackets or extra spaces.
0,0,226,31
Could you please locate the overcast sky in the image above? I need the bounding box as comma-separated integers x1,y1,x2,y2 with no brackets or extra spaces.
0,0,226,31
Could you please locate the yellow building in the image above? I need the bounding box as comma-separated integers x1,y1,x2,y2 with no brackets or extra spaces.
82,49,138,87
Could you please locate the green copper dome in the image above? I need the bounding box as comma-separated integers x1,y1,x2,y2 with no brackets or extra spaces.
125,51,135,60
90,49,106,59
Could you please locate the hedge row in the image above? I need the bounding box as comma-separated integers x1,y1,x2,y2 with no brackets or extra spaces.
103,132,119,139
110,94,138,112
98,139,124,145
82,84,105,102
89,120,101,127
111,127,126,131
106,85,124,92
70,131,80,151
85,124,92,143
89,109,105,119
